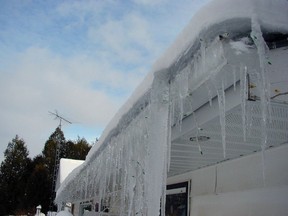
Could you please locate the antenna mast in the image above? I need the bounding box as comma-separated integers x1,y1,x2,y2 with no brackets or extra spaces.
49,110,72,129
48,110,72,213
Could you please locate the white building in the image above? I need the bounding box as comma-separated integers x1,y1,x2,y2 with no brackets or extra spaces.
56,158,85,193
55,0,288,215
56,158,84,213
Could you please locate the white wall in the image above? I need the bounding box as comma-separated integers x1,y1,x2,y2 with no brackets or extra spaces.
167,144,288,216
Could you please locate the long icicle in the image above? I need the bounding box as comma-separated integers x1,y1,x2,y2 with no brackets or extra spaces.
217,80,226,158
240,65,248,142
251,16,271,187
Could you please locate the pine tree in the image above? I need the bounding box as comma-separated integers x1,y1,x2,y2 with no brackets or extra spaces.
0,135,31,215
42,127,67,211
66,136,91,160
25,155,50,214
42,127,66,179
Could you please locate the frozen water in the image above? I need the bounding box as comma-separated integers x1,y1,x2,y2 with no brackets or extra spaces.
250,16,273,187
216,81,227,158
55,69,171,215
230,38,253,55
240,65,248,141
206,81,213,106
251,16,270,150
232,65,237,92
193,112,203,155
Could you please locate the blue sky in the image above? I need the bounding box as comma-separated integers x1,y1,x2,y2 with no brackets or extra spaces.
0,0,209,162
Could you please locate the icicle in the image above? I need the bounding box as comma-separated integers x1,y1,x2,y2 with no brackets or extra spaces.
166,83,172,171
193,112,203,155
103,154,109,211
190,37,227,93
251,15,274,189
56,71,171,216
84,169,88,199
205,81,213,107
240,65,248,141
251,16,271,150
145,69,170,216
127,148,136,216
173,68,189,130
217,81,226,158
120,143,128,216
246,98,255,138
261,149,266,187
200,39,207,73
179,96,184,131
196,134,203,155
98,156,105,213
111,145,118,206
232,65,237,91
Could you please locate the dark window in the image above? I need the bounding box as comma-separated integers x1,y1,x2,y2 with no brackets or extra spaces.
166,182,188,216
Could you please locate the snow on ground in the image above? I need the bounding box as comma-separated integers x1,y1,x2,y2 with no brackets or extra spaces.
56,210,73,216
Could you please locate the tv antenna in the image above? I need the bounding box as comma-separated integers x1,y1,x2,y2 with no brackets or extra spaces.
48,110,72,212
49,110,72,128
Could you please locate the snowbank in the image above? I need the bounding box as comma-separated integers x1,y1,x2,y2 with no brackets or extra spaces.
56,210,73,216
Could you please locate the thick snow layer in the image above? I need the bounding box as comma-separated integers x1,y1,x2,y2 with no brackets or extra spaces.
55,0,288,214
153,0,288,72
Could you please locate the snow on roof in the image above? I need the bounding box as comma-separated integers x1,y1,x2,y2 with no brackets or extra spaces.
56,0,288,202
153,0,288,72
56,158,84,191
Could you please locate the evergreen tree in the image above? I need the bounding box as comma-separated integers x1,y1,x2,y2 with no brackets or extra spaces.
42,127,66,179
25,155,50,214
0,135,31,215
42,127,67,211
0,131,92,215
67,137,91,160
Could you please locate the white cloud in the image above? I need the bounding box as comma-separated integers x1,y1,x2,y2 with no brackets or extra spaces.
56,0,106,16
0,46,145,161
131,0,167,6
55,0,115,31
87,12,159,64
